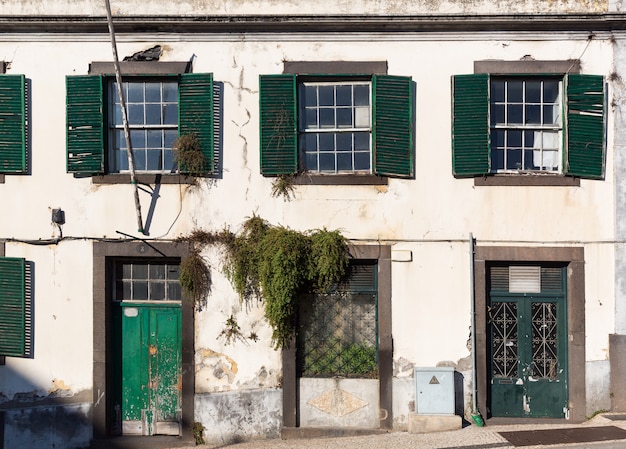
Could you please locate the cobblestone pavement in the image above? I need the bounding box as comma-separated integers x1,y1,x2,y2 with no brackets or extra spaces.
178,414,626,449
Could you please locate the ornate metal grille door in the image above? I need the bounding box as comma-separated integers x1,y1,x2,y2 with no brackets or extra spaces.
531,302,559,380
491,302,519,379
488,265,567,418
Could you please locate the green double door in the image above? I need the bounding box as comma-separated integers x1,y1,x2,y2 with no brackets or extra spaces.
114,303,182,435
488,294,568,418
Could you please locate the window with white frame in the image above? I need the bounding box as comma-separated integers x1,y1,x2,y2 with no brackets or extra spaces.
110,80,179,172
300,81,372,173
451,71,605,180
490,78,562,173
114,261,181,302
259,73,413,179
66,70,215,177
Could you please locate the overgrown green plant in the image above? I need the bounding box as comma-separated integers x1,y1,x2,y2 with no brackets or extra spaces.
179,249,211,311
173,133,207,177
193,421,206,445
223,218,349,348
271,175,296,201
179,216,350,349
218,315,246,345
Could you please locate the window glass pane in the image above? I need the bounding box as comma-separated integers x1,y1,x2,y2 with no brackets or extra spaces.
168,264,180,280
133,264,148,279
168,282,181,301
130,130,146,149
303,85,318,106
492,81,505,102
163,82,178,102
305,151,318,170
145,104,162,125
507,130,522,147
145,83,161,102
492,130,505,147
127,83,144,103
523,149,535,170
318,86,334,106
523,130,535,147
336,108,352,128
116,150,129,171
354,152,370,171
319,133,334,151
134,150,147,171
491,148,504,171
151,283,165,300
354,132,370,151
319,153,335,171
122,281,131,300
525,81,541,103
164,130,178,149
491,104,505,126
544,81,559,103
305,109,318,128
336,133,352,151
507,81,523,102
122,263,132,278
525,105,541,124
147,150,162,170
303,133,318,151
319,108,335,128
128,104,145,125
114,130,127,149
113,104,124,126
133,281,148,300
506,148,522,170
507,104,523,124
163,149,175,172
354,107,370,128
336,85,352,106
354,85,369,106
147,130,162,148
337,153,352,171
163,104,178,125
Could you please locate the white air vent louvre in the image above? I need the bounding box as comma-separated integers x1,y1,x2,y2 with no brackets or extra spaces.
509,266,541,293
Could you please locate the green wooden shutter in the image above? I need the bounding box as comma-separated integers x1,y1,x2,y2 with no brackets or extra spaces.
259,74,297,175
179,73,214,173
372,75,414,178
565,74,605,179
66,75,105,174
0,257,26,357
0,75,26,173
452,74,490,177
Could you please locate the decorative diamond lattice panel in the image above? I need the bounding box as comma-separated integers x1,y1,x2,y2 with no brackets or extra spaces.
491,301,519,378
531,302,558,379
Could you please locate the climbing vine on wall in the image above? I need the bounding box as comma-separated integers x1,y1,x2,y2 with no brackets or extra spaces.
177,215,350,348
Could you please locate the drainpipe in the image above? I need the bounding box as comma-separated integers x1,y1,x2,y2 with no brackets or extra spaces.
469,233,484,425
104,0,145,234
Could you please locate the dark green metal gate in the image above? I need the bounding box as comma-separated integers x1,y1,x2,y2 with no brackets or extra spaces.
488,265,568,418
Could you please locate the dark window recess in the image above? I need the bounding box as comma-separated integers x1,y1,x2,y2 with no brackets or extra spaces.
297,262,378,378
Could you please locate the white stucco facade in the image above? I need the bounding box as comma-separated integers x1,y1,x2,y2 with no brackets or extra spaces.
0,1,624,448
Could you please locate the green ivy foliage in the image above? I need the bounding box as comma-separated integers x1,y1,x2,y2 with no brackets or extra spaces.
179,216,350,349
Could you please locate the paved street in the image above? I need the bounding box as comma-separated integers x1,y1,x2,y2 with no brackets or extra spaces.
179,414,626,449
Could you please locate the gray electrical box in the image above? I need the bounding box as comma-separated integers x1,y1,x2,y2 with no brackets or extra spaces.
415,367,455,415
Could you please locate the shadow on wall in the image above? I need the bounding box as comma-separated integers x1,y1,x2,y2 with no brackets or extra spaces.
0,364,92,449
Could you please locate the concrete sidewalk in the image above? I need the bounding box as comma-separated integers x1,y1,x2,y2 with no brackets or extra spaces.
182,414,626,449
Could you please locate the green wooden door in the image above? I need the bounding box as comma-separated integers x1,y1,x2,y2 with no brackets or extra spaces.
488,266,568,418
119,303,182,435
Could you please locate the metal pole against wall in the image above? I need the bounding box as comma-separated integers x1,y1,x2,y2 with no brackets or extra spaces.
104,0,145,234
469,232,483,425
